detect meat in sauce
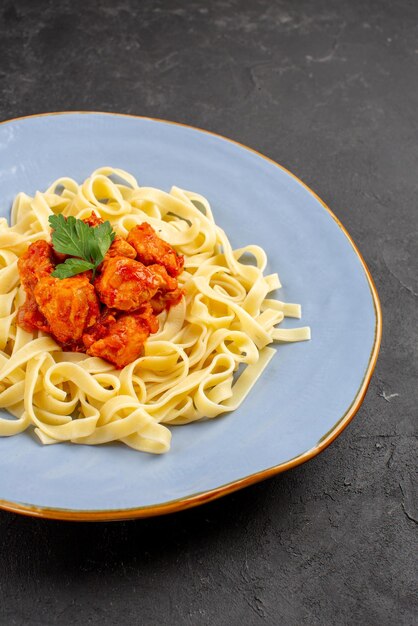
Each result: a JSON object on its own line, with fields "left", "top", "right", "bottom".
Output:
{"left": 94, "top": 256, "right": 160, "bottom": 311}
{"left": 17, "top": 214, "right": 184, "bottom": 367}
{"left": 127, "top": 223, "right": 184, "bottom": 277}
{"left": 34, "top": 275, "right": 100, "bottom": 345}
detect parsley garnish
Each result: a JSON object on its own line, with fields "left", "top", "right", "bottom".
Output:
{"left": 49, "top": 214, "right": 116, "bottom": 279}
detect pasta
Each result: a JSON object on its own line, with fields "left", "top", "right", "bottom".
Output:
{"left": 0, "top": 168, "right": 310, "bottom": 454}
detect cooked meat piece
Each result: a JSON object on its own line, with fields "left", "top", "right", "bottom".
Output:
{"left": 17, "top": 241, "right": 55, "bottom": 333}
{"left": 147, "top": 264, "right": 184, "bottom": 314}
{"left": 150, "top": 288, "right": 184, "bottom": 315}
{"left": 84, "top": 309, "right": 159, "bottom": 369}
{"left": 82, "top": 212, "right": 103, "bottom": 228}
{"left": 106, "top": 236, "right": 136, "bottom": 260}
{"left": 83, "top": 303, "right": 158, "bottom": 347}
{"left": 81, "top": 309, "right": 117, "bottom": 350}
{"left": 148, "top": 263, "right": 178, "bottom": 292}
{"left": 94, "top": 256, "right": 159, "bottom": 311}
{"left": 126, "top": 223, "right": 184, "bottom": 277}
{"left": 18, "top": 240, "right": 54, "bottom": 293}
{"left": 34, "top": 274, "right": 100, "bottom": 345}
{"left": 17, "top": 293, "right": 50, "bottom": 334}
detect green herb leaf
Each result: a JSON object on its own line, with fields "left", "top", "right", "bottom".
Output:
{"left": 52, "top": 258, "right": 95, "bottom": 279}
{"left": 48, "top": 214, "right": 116, "bottom": 279}
{"left": 91, "top": 221, "right": 116, "bottom": 265}
{"left": 50, "top": 215, "right": 89, "bottom": 259}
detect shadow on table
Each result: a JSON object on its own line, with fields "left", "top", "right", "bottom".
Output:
{"left": 0, "top": 462, "right": 314, "bottom": 579}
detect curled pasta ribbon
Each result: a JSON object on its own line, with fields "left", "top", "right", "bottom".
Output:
{"left": 0, "top": 168, "right": 310, "bottom": 454}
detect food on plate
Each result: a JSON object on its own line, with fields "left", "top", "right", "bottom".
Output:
{"left": 17, "top": 215, "right": 182, "bottom": 365}
{"left": 0, "top": 168, "right": 310, "bottom": 453}
{"left": 33, "top": 274, "right": 100, "bottom": 345}
{"left": 127, "top": 222, "right": 184, "bottom": 277}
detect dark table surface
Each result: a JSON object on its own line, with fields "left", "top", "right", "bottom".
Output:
{"left": 0, "top": 1, "right": 417, "bottom": 624}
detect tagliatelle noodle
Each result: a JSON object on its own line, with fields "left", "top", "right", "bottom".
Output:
{"left": 0, "top": 168, "right": 310, "bottom": 454}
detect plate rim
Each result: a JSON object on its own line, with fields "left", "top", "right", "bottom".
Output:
{"left": 0, "top": 111, "right": 382, "bottom": 521}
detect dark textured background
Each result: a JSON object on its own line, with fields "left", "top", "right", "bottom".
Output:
{"left": 0, "top": 1, "right": 417, "bottom": 624}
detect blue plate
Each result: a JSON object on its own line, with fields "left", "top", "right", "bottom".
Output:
{"left": 0, "top": 113, "right": 381, "bottom": 520}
